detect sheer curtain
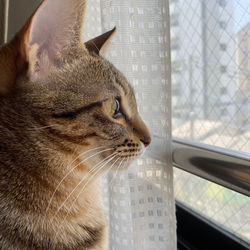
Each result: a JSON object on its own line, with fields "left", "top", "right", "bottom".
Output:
{"left": 84, "top": 1, "right": 176, "bottom": 249}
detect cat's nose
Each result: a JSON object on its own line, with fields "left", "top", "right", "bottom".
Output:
{"left": 140, "top": 135, "right": 151, "bottom": 147}
{"left": 132, "top": 115, "right": 151, "bottom": 148}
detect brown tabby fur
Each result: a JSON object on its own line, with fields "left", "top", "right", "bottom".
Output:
{"left": 0, "top": 0, "right": 151, "bottom": 249}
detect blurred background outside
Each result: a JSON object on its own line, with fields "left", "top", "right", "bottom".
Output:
{"left": 170, "top": 0, "right": 250, "bottom": 244}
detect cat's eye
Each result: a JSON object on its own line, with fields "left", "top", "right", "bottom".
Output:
{"left": 104, "top": 97, "right": 121, "bottom": 118}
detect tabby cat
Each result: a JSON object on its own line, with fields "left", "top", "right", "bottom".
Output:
{"left": 0, "top": 0, "right": 151, "bottom": 249}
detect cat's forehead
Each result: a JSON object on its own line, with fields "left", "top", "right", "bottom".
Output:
{"left": 59, "top": 55, "right": 133, "bottom": 100}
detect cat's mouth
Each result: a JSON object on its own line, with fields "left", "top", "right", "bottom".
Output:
{"left": 99, "top": 139, "right": 144, "bottom": 171}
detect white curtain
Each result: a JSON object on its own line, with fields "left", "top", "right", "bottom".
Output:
{"left": 84, "top": 1, "right": 176, "bottom": 249}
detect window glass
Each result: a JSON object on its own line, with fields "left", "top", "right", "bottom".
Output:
{"left": 219, "top": 21, "right": 227, "bottom": 29}
{"left": 220, "top": 43, "right": 227, "bottom": 51}
{"left": 174, "top": 169, "right": 250, "bottom": 244}
{"left": 219, "top": 0, "right": 227, "bottom": 7}
{"left": 171, "top": 0, "right": 250, "bottom": 154}
{"left": 171, "top": 37, "right": 180, "bottom": 50}
{"left": 171, "top": 13, "right": 179, "bottom": 26}
{"left": 171, "top": 0, "right": 250, "bottom": 244}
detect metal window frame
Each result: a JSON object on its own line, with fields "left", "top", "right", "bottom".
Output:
{"left": 172, "top": 138, "right": 250, "bottom": 197}
{"left": 173, "top": 138, "right": 250, "bottom": 247}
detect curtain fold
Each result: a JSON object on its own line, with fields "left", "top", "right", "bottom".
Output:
{"left": 85, "top": 0, "right": 176, "bottom": 249}
{"left": 0, "top": 0, "right": 9, "bottom": 45}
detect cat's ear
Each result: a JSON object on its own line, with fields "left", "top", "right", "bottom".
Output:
{"left": 25, "top": 0, "right": 86, "bottom": 82}
{"left": 85, "top": 27, "right": 116, "bottom": 55}
{"left": 0, "top": 0, "right": 87, "bottom": 93}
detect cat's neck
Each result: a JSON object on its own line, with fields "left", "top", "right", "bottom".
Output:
{"left": 42, "top": 176, "right": 107, "bottom": 247}
{"left": 1, "top": 155, "right": 107, "bottom": 248}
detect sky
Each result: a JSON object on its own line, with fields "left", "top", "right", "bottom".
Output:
{"left": 233, "top": 0, "right": 250, "bottom": 32}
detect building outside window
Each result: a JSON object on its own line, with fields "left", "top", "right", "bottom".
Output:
{"left": 171, "top": 0, "right": 250, "bottom": 245}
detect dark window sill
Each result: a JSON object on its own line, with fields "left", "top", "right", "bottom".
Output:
{"left": 176, "top": 201, "right": 249, "bottom": 250}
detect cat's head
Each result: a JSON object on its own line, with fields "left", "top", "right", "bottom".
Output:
{"left": 0, "top": 0, "right": 151, "bottom": 171}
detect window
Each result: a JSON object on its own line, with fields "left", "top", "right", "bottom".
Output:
{"left": 220, "top": 107, "right": 228, "bottom": 116}
{"left": 173, "top": 85, "right": 181, "bottom": 96}
{"left": 219, "top": 0, "right": 227, "bottom": 7}
{"left": 171, "top": 0, "right": 250, "bottom": 246}
{"left": 171, "top": 37, "right": 180, "bottom": 50}
{"left": 220, "top": 65, "right": 227, "bottom": 73}
{"left": 220, "top": 43, "right": 227, "bottom": 51}
{"left": 172, "top": 60, "right": 182, "bottom": 73}
{"left": 170, "top": 0, "right": 179, "bottom": 4}
{"left": 219, "top": 21, "right": 227, "bottom": 29}
{"left": 220, "top": 86, "right": 227, "bottom": 95}
{"left": 242, "top": 97, "right": 248, "bottom": 105}
{"left": 170, "top": 13, "right": 179, "bottom": 27}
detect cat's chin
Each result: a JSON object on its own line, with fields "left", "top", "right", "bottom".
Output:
{"left": 112, "top": 151, "right": 144, "bottom": 171}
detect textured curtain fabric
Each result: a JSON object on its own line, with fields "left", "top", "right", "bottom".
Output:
{"left": 84, "top": 1, "right": 176, "bottom": 249}
{"left": 0, "top": 0, "right": 9, "bottom": 45}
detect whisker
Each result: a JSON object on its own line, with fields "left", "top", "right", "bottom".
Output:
{"left": 27, "top": 125, "right": 55, "bottom": 131}
{"left": 64, "top": 146, "right": 107, "bottom": 172}
{"left": 108, "top": 158, "right": 124, "bottom": 187}
{"left": 42, "top": 146, "right": 112, "bottom": 229}
{"left": 54, "top": 153, "right": 121, "bottom": 237}
{"left": 8, "top": 110, "right": 53, "bottom": 130}
{"left": 51, "top": 152, "right": 119, "bottom": 223}
{"left": 140, "top": 147, "right": 147, "bottom": 158}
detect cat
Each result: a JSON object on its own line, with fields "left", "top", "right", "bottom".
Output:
{"left": 0, "top": 0, "right": 151, "bottom": 249}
